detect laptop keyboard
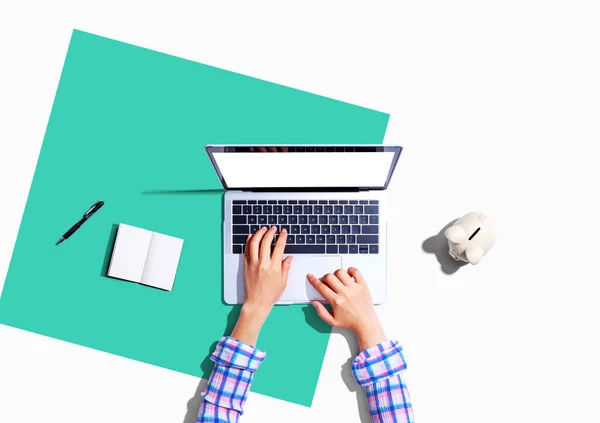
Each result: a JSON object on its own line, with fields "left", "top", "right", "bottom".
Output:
{"left": 230, "top": 200, "right": 379, "bottom": 255}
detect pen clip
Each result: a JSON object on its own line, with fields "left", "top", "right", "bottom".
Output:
{"left": 84, "top": 201, "right": 104, "bottom": 218}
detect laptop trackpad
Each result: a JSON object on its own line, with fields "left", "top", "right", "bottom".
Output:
{"left": 279, "top": 255, "right": 342, "bottom": 303}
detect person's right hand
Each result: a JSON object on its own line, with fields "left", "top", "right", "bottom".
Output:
{"left": 307, "top": 268, "right": 387, "bottom": 351}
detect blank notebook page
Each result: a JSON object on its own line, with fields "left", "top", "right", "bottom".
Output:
{"left": 142, "top": 233, "right": 184, "bottom": 291}
{"left": 108, "top": 224, "right": 152, "bottom": 282}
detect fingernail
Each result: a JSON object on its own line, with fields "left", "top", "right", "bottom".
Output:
{"left": 282, "top": 228, "right": 287, "bottom": 234}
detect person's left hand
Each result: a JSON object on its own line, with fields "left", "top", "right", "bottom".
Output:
{"left": 243, "top": 226, "right": 293, "bottom": 316}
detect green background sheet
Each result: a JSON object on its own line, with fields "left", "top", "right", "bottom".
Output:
{"left": 0, "top": 30, "right": 389, "bottom": 406}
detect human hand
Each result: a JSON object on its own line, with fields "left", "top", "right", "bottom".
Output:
{"left": 307, "top": 268, "right": 386, "bottom": 351}
{"left": 231, "top": 226, "right": 292, "bottom": 346}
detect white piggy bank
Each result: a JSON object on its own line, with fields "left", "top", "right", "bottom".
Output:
{"left": 444, "top": 212, "right": 496, "bottom": 265}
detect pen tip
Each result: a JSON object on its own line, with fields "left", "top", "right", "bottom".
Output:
{"left": 56, "top": 238, "right": 64, "bottom": 246}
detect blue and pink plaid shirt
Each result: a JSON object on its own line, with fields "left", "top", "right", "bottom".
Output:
{"left": 197, "top": 336, "right": 414, "bottom": 422}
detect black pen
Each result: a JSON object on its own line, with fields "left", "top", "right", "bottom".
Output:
{"left": 56, "top": 201, "right": 105, "bottom": 246}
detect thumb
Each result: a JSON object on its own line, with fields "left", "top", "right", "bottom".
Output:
{"left": 312, "top": 301, "right": 337, "bottom": 327}
{"left": 281, "top": 256, "right": 293, "bottom": 284}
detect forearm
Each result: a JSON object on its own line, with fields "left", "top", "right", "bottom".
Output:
{"left": 353, "top": 340, "right": 414, "bottom": 423}
{"left": 230, "top": 304, "right": 269, "bottom": 346}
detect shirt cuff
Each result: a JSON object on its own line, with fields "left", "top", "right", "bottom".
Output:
{"left": 352, "top": 340, "right": 407, "bottom": 387}
{"left": 210, "top": 336, "right": 267, "bottom": 372}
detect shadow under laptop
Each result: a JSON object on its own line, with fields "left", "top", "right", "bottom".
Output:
{"left": 141, "top": 189, "right": 226, "bottom": 195}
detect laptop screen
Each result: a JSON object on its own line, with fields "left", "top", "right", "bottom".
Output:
{"left": 206, "top": 145, "right": 402, "bottom": 190}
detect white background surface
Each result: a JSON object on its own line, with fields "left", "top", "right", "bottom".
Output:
{"left": 1, "top": 1, "right": 600, "bottom": 422}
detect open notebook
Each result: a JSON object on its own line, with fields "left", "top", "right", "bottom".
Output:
{"left": 107, "top": 224, "right": 184, "bottom": 291}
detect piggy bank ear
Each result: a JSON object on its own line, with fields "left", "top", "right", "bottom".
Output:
{"left": 445, "top": 225, "right": 466, "bottom": 243}
{"left": 466, "top": 245, "right": 484, "bottom": 265}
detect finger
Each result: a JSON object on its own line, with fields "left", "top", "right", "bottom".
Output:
{"left": 244, "top": 234, "right": 252, "bottom": 261}
{"left": 322, "top": 272, "right": 345, "bottom": 293}
{"left": 272, "top": 228, "right": 288, "bottom": 261}
{"left": 334, "top": 268, "right": 353, "bottom": 287}
{"left": 260, "top": 226, "right": 277, "bottom": 259}
{"left": 268, "top": 147, "right": 277, "bottom": 152}
{"left": 312, "top": 301, "right": 338, "bottom": 327}
{"left": 347, "top": 267, "right": 365, "bottom": 284}
{"left": 281, "top": 255, "right": 293, "bottom": 285}
{"left": 280, "top": 147, "right": 289, "bottom": 152}
{"left": 307, "top": 273, "right": 336, "bottom": 302}
{"left": 258, "top": 147, "right": 268, "bottom": 152}
{"left": 249, "top": 147, "right": 254, "bottom": 152}
{"left": 248, "top": 227, "right": 267, "bottom": 261}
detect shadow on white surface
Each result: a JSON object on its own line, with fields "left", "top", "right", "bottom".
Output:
{"left": 183, "top": 378, "right": 209, "bottom": 423}
{"left": 422, "top": 219, "right": 468, "bottom": 275}
{"left": 335, "top": 328, "right": 371, "bottom": 423}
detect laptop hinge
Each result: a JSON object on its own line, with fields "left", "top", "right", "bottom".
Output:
{"left": 243, "top": 187, "right": 364, "bottom": 193}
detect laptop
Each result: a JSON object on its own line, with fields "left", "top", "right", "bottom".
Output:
{"left": 206, "top": 145, "right": 402, "bottom": 305}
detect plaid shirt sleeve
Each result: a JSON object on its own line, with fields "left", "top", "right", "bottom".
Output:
{"left": 352, "top": 340, "right": 414, "bottom": 423}
{"left": 197, "top": 336, "right": 266, "bottom": 423}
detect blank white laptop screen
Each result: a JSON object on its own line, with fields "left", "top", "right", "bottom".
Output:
{"left": 211, "top": 147, "right": 397, "bottom": 189}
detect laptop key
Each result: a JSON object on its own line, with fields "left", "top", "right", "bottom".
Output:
{"left": 362, "top": 225, "right": 379, "bottom": 234}
{"left": 309, "top": 200, "right": 317, "bottom": 204}
{"left": 350, "top": 200, "right": 358, "bottom": 204}
{"left": 359, "top": 245, "right": 369, "bottom": 254}
{"left": 233, "top": 235, "right": 247, "bottom": 244}
{"left": 233, "top": 216, "right": 246, "bottom": 224}
{"left": 370, "top": 245, "right": 379, "bottom": 254}
{"left": 349, "top": 245, "right": 358, "bottom": 254}
{"left": 329, "top": 200, "right": 338, "bottom": 204}
{"left": 294, "top": 205, "right": 303, "bottom": 214}
{"left": 357, "top": 235, "right": 379, "bottom": 244}
{"left": 287, "top": 235, "right": 295, "bottom": 244}
{"left": 342, "top": 225, "right": 350, "bottom": 234}
{"left": 319, "top": 215, "right": 328, "bottom": 224}
{"left": 301, "top": 225, "right": 310, "bottom": 234}
{"left": 304, "top": 206, "right": 313, "bottom": 214}
{"left": 233, "top": 245, "right": 242, "bottom": 254}
{"left": 311, "top": 225, "right": 320, "bottom": 234}
{"left": 319, "top": 200, "right": 328, "bottom": 204}
{"left": 354, "top": 206, "right": 364, "bottom": 214}
{"left": 289, "top": 200, "right": 297, "bottom": 204}
{"left": 334, "top": 206, "right": 343, "bottom": 214}
{"left": 258, "top": 215, "right": 267, "bottom": 224}
{"left": 299, "top": 200, "right": 308, "bottom": 204}
{"left": 307, "top": 235, "right": 316, "bottom": 244}
{"left": 281, "top": 225, "right": 290, "bottom": 233}
{"left": 283, "top": 205, "right": 293, "bottom": 214}
{"left": 314, "top": 205, "right": 323, "bottom": 214}
{"left": 299, "top": 215, "right": 308, "bottom": 224}
{"left": 264, "top": 205, "right": 272, "bottom": 214}
{"left": 339, "top": 245, "right": 348, "bottom": 254}
{"left": 250, "top": 225, "right": 260, "bottom": 234}
{"left": 309, "top": 215, "right": 318, "bottom": 224}
{"left": 369, "top": 200, "right": 379, "bottom": 204}
{"left": 278, "top": 215, "right": 288, "bottom": 224}
{"left": 268, "top": 200, "right": 277, "bottom": 204}
{"left": 248, "top": 215, "right": 257, "bottom": 224}
{"left": 340, "top": 215, "right": 348, "bottom": 224}
{"left": 352, "top": 225, "right": 361, "bottom": 234}
{"left": 278, "top": 200, "right": 288, "bottom": 204}
{"left": 233, "top": 206, "right": 242, "bottom": 214}
{"left": 233, "top": 200, "right": 246, "bottom": 204}
{"left": 359, "top": 215, "right": 369, "bottom": 224}
{"left": 344, "top": 206, "right": 353, "bottom": 214}
{"left": 243, "top": 205, "right": 252, "bottom": 214}
{"left": 284, "top": 245, "right": 325, "bottom": 254}
{"left": 317, "top": 235, "right": 325, "bottom": 244}
{"left": 253, "top": 205, "right": 262, "bottom": 214}
{"left": 248, "top": 200, "right": 257, "bottom": 204}
{"left": 291, "top": 225, "right": 300, "bottom": 234}
{"left": 365, "top": 206, "right": 379, "bottom": 214}
{"left": 297, "top": 235, "right": 306, "bottom": 244}
{"left": 327, "top": 245, "right": 338, "bottom": 254}
{"left": 274, "top": 205, "right": 282, "bottom": 214}
{"left": 268, "top": 215, "right": 277, "bottom": 225}
{"left": 369, "top": 215, "right": 379, "bottom": 224}
{"left": 289, "top": 215, "right": 298, "bottom": 224}
{"left": 329, "top": 215, "right": 338, "bottom": 224}
{"left": 233, "top": 225, "right": 249, "bottom": 234}
{"left": 321, "top": 225, "right": 331, "bottom": 234}
{"left": 347, "top": 235, "right": 356, "bottom": 243}
{"left": 324, "top": 205, "right": 333, "bottom": 214}
{"left": 326, "top": 235, "right": 335, "bottom": 244}
{"left": 332, "top": 225, "right": 341, "bottom": 234}
{"left": 258, "top": 200, "right": 267, "bottom": 204}
{"left": 337, "top": 235, "right": 345, "bottom": 244}
{"left": 349, "top": 215, "right": 359, "bottom": 224}
{"left": 359, "top": 200, "right": 368, "bottom": 204}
